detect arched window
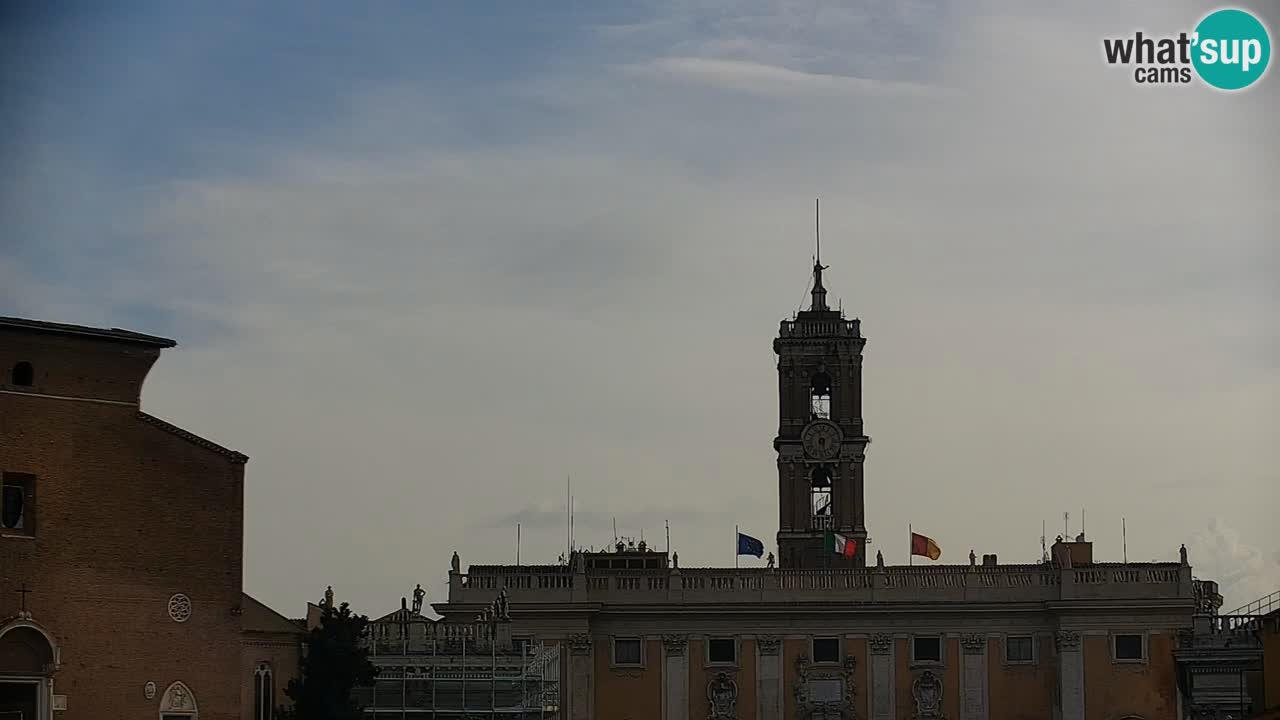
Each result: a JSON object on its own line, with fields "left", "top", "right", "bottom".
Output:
{"left": 810, "top": 368, "right": 832, "bottom": 420}
{"left": 254, "top": 664, "right": 274, "bottom": 720}
{"left": 11, "top": 361, "right": 33, "bottom": 387}
{"left": 810, "top": 466, "right": 832, "bottom": 529}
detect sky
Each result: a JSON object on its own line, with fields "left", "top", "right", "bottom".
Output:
{"left": 2, "top": 0, "right": 1277, "bottom": 616}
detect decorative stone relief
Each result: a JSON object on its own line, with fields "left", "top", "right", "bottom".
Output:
{"left": 959, "top": 633, "right": 986, "bottom": 655}
{"left": 568, "top": 633, "right": 592, "bottom": 655}
{"left": 167, "top": 594, "right": 192, "bottom": 623}
{"left": 159, "top": 681, "right": 198, "bottom": 713}
{"left": 869, "top": 633, "right": 893, "bottom": 655}
{"left": 663, "top": 634, "right": 687, "bottom": 656}
{"left": 756, "top": 635, "right": 780, "bottom": 656}
{"left": 708, "top": 671, "right": 738, "bottom": 719}
{"left": 144, "top": 681, "right": 156, "bottom": 700}
{"left": 911, "top": 670, "right": 944, "bottom": 719}
{"left": 794, "top": 654, "right": 858, "bottom": 719}
{"left": 1054, "top": 631, "right": 1080, "bottom": 652}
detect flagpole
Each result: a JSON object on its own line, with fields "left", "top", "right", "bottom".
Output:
{"left": 735, "top": 525, "right": 739, "bottom": 569}
{"left": 909, "top": 523, "right": 913, "bottom": 567}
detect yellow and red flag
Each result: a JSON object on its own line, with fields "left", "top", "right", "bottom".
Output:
{"left": 910, "top": 532, "right": 942, "bottom": 561}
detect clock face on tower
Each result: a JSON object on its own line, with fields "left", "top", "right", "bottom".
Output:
{"left": 801, "top": 420, "right": 843, "bottom": 460}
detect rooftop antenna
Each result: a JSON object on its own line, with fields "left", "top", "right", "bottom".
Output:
{"left": 1064, "top": 511, "right": 1070, "bottom": 539}
{"left": 815, "top": 197, "right": 821, "bottom": 267}
{"left": 1080, "top": 507, "right": 1085, "bottom": 541}
{"left": 809, "top": 199, "right": 830, "bottom": 311}
{"left": 613, "top": 517, "right": 618, "bottom": 545}
{"left": 1122, "top": 517, "right": 1128, "bottom": 564}
{"left": 566, "top": 475, "right": 571, "bottom": 562}
{"left": 1040, "top": 520, "right": 1047, "bottom": 562}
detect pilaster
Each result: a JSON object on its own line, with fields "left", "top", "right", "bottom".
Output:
{"left": 568, "top": 633, "right": 593, "bottom": 720}
{"left": 869, "top": 632, "right": 894, "bottom": 720}
{"left": 960, "top": 633, "right": 988, "bottom": 720}
{"left": 663, "top": 634, "right": 689, "bottom": 720}
{"left": 756, "top": 635, "right": 782, "bottom": 720}
{"left": 1055, "top": 631, "right": 1084, "bottom": 720}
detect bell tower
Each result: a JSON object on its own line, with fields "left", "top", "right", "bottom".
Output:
{"left": 773, "top": 202, "right": 869, "bottom": 569}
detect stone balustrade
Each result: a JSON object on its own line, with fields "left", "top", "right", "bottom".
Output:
{"left": 446, "top": 562, "right": 1191, "bottom": 607}
{"left": 778, "top": 318, "right": 861, "bottom": 339}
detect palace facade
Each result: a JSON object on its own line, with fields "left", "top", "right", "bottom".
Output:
{"left": 432, "top": 262, "right": 1252, "bottom": 719}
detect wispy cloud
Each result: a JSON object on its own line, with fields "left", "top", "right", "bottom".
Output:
{"left": 626, "top": 57, "right": 943, "bottom": 97}
{"left": 3, "top": 0, "right": 1276, "bottom": 614}
{"left": 1190, "top": 519, "right": 1280, "bottom": 611}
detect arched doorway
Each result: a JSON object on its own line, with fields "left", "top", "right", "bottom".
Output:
{"left": 0, "top": 619, "right": 59, "bottom": 720}
{"left": 158, "top": 681, "right": 198, "bottom": 719}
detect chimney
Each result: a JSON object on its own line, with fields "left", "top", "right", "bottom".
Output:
{"left": 1052, "top": 537, "right": 1093, "bottom": 567}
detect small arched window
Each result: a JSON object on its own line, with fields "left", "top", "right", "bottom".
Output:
{"left": 11, "top": 362, "right": 33, "bottom": 387}
{"left": 254, "top": 664, "right": 274, "bottom": 720}
{"left": 810, "top": 466, "right": 832, "bottom": 528}
{"left": 810, "top": 368, "right": 832, "bottom": 420}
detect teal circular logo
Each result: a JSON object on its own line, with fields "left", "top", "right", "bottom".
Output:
{"left": 1192, "top": 9, "right": 1271, "bottom": 90}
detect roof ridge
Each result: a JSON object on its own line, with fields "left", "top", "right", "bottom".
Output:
{"left": 0, "top": 316, "right": 177, "bottom": 348}
{"left": 137, "top": 412, "right": 248, "bottom": 464}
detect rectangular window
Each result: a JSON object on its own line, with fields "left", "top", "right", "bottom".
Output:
{"left": 1006, "top": 635, "right": 1035, "bottom": 664}
{"left": 1113, "top": 634, "right": 1145, "bottom": 661}
{"left": 708, "top": 638, "right": 737, "bottom": 665}
{"left": 512, "top": 637, "right": 532, "bottom": 656}
{"left": 912, "top": 635, "right": 942, "bottom": 663}
{"left": 613, "top": 637, "right": 642, "bottom": 666}
{"left": 812, "top": 637, "right": 841, "bottom": 664}
{"left": 1, "top": 473, "right": 35, "bottom": 535}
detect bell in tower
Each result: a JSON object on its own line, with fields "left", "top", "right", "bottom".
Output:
{"left": 773, "top": 203, "right": 870, "bottom": 569}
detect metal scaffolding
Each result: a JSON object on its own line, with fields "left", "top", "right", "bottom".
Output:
{"left": 357, "top": 605, "right": 560, "bottom": 719}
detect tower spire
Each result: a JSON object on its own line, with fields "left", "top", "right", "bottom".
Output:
{"left": 810, "top": 198, "right": 829, "bottom": 311}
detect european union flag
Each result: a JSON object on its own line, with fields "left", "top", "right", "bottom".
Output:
{"left": 736, "top": 532, "right": 765, "bottom": 558}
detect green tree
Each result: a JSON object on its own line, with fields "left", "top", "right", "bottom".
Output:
{"left": 279, "top": 602, "right": 379, "bottom": 720}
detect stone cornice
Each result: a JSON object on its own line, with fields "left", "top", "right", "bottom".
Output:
{"left": 138, "top": 412, "right": 249, "bottom": 464}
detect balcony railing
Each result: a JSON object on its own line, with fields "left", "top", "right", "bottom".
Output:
{"left": 446, "top": 562, "right": 1191, "bottom": 608}
{"left": 1226, "top": 589, "right": 1280, "bottom": 617}
{"left": 810, "top": 515, "right": 834, "bottom": 530}
{"left": 778, "top": 318, "right": 861, "bottom": 339}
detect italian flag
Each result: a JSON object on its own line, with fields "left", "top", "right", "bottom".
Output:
{"left": 824, "top": 529, "right": 858, "bottom": 559}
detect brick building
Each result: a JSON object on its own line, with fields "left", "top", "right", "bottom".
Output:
{"left": 434, "top": 260, "right": 1234, "bottom": 719}
{"left": 241, "top": 594, "right": 305, "bottom": 720}
{"left": 0, "top": 316, "right": 253, "bottom": 719}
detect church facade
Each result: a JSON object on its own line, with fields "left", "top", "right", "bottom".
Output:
{"left": 434, "top": 262, "right": 1215, "bottom": 719}
{"left": 0, "top": 317, "right": 250, "bottom": 720}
